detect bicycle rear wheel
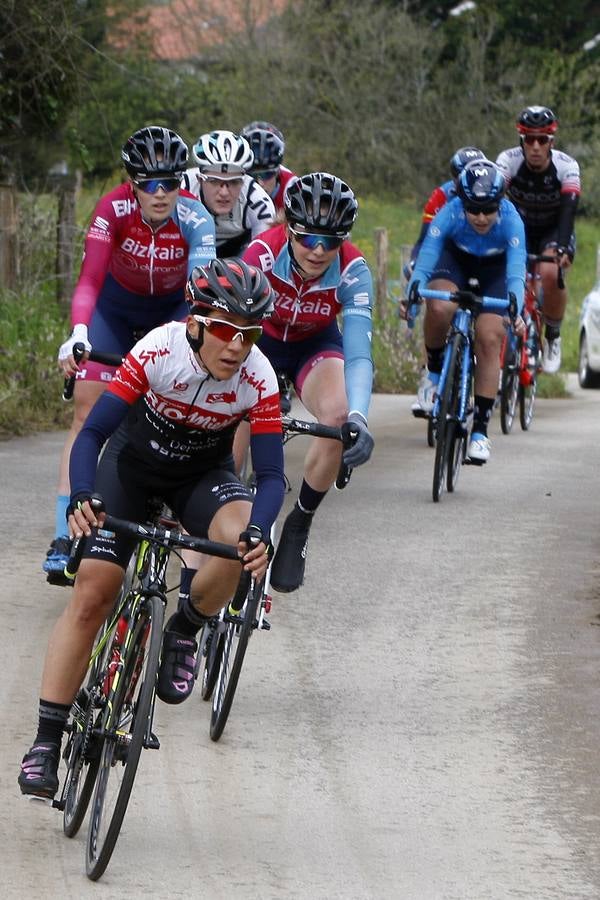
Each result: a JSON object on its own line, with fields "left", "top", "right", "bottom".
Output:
{"left": 85, "top": 593, "right": 164, "bottom": 881}
{"left": 433, "top": 335, "right": 462, "bottom": 502}
{"left": 209, "top": 586, "right": 260, "bottom": 742}
{"left": 500, "top": 337, "right": 520, "bottom": 435}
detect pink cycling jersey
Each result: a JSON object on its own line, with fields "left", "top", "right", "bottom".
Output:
{"left": 71, "top": 182, "right": 215, "bottom": 327}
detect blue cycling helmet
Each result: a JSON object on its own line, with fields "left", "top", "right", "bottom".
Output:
{"left": 449, "top": 146, "right": 486, "bottom": 179}
{"left": 240, "top": 121, "right": 285, "bottom": 172}
{"left": 457, "top": 159, "right": 505, "bottom": 210}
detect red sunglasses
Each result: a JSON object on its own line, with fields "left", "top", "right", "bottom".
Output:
{"left": 195, "top": 316, "right": 263, "bottom": 345}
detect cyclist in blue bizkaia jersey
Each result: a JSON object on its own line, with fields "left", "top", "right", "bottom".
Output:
{"left": 407, "top": 159, "right": 526, "bottom": 463}
{"left": 243, "top": 172, "right": 374, "bottom": 593}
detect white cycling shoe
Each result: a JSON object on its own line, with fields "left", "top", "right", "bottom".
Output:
{"left": 412, "top": 368, "right": 439, "bottom": 414}
{"left": 542, "top": 336, "right": 561, "bottom": 374}
{"left": 467, "top": 432, "right": 491, "bottom": 463}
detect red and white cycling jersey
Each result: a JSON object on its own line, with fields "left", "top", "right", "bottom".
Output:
{"left": 71, "top": 182, "right": 216, "bottom": 326}
{"left": 107, "top": 321, "right": 281, "bottom": 467}
{"left": 271, "top": 166, "right": 296, "bottom": 211}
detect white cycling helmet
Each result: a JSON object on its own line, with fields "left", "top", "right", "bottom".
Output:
{"left": 192, "top": 130, "right": 254, "bottom": 175}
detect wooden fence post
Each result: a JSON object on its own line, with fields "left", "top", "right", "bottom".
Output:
{"left": 374, "top": 227, "right": 388, "bottom": 319}
{"left": 0, "top": 182, "right": 19, "bottom": 290}
{"left": 55, "top": 170, "right": 81, "bottom": 306}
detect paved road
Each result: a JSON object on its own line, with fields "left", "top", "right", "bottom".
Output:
{"left": 2, "top": 382, "right": 600, "bottom": 898}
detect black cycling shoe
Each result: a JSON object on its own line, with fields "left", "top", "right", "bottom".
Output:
{"left": 18, "top": 743, "right": 60, "bottom": 799}
{"left": 270, "top": 505, "right": 314, "bottom": 593}
{"left": 43, "top": 536, "right": 73, "bottom": 586}
{"left": 156, "top": 629, "right": 198, "bottom": 704}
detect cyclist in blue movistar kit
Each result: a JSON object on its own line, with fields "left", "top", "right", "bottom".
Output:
{"left": 407, "top": 159, "right": 526, "bottom": 463}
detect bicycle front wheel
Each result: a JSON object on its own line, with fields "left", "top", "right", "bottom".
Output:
{"left": 433, "top": 335, "right": 463, "bottom": 502}
{"left": 209, "top": 586, "right": 260, "bottom": 742}
{"left": 199, "top": 618, "right": 225, "bottom": 701}
{"left": 500, "top": 337, "right": 521, "bottom": 435}
{"left": 85, "top": 593, "right": 164, "bottom": 881}
{"left": 520, "top": 322, "right": 539, "bottom": 430}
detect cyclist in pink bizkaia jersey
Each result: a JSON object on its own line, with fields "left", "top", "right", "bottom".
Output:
{"left": 43, "top": 126, "right": 216, "bottom": 584}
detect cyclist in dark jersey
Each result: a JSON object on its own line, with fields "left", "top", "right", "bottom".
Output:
{"left": 243, "top": 172, "right": 374, "bottom": 593}
{"left": 19, "top": 259, "right": 285, "bottom": 800}
{"left": 240, "top": 121, "right": 297, "bottom": 212}
{"left": 496, "top": 106, "right": 581, "bottom": 374}
{"left": 43, "top": 126, "right": 216, "bottom": 584}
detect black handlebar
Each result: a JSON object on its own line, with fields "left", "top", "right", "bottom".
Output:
{"left": 62, "top": 343, "right": 124, "bottom": 401}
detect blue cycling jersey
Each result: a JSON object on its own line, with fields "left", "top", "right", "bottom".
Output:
{"left": 410, "top": 196, "right": 527, "bottom": 312}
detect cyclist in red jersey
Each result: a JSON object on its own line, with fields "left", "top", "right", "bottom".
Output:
{"left": 42, "top": 127, "right": 216, "bottom": 584}
{"left": 240, "top": 121, "right": 296, "bottom": 212}
{"left": 242, "top": 172, "right": 374, "bottom": 593}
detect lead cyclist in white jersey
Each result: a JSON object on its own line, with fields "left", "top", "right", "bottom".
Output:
{"left": 182, "top": 130, "right": 276, "bottom": 257}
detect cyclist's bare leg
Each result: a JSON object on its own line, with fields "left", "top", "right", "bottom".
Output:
{"left": 473, "top": 313, "right": 506, "bottom": 397}
{"left": 539, "top": 249, "right": 569, "bottom": 325}
{"left": 423, "top": 278, "right": 458, "bottom": 350}
{"left": 190, "top": 499, "right": 256, "bottom": 616}
{"left": 40, "top": 559, "right": 124, "bottom": 704}
{"left": 296, "top": 357, "right": 346, "bottom": 492}
{"left": 57, "top": 380, "right": 106, "bottom": 494}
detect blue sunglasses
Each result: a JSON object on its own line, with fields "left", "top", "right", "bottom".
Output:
{"left": 134, "top": 177, "right": 181, "bottom": 194}
{"left": 289, "top": 227, "right": 345, "bottom": 251}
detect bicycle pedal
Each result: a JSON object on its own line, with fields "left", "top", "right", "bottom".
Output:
{"left": 465, "top": 457, "right": 486, "bottom": 467}
{"left": 412, "top": 407, "right": 428, "bottom": 419}
{"left": 23, "top": 794, "right": 54, "bottom": 806}
{"left": 145, "top": 732, "right": 160, "bottom": 750}
{"left": 261, "top": 617, "right": 271, "bottom": 631}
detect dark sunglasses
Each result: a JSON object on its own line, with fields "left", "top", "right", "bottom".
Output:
{"left": 134, "top": 177, "right": 181, "bottom": 194}
{"left": 195, "top": 316, "right": 263, "bottom": 345}
{"left": 464, "top": 203, "right": 499, "bottom": 216}
{"left": 522, "top": 134, "right": 552, "bottom": 146}
{"left": 289, "top": 227, "right": 345, "bottom": 251}
{"left": 254, "top": 169, "right": 278, "bottom": 180}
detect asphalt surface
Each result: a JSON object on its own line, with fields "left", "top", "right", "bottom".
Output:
{"left": 2, "top": 380, "right": 600, "bottom": 898}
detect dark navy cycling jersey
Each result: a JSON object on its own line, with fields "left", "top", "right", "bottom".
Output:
{"left": 70, "top": 322, "right": 285, "bottom": 536}
{"left": 495, "top": 146, "right": 580, "bottom": 247}
{"left": 409, "top": 196, "right": 527, "bottom": 312}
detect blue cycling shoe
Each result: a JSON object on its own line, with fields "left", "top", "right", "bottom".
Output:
{"left": 42, "top": 536, "right": 73, "bottom": 586}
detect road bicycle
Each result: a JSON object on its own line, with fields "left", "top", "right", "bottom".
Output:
{"left": 413, "top": 287, "right": 514, "bottom": 503}
{"left": 53, "top": 503, "right": 243, "bottom": 881}
{"left": 498, "top": 254, "right": 564, "bottom": 434}
{"left": 199, "top": 413, "right": 351, "bottom": 742}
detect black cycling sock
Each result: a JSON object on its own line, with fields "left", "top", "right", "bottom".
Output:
{"left": 35, "top": 699, "right": 70, "bottom": 748}
{"left": 472, "top": 395, "right": 494, "bottom": 436}
{"left": 298, "top": 481, "right": 325, "bottom": 514}
{"left": 177, "top": 566, "right": 197, "bottom": 612}
{"left": 167, "top": 596, "right": 208, "bottom": 637}
{"left": 545, "top": 323, "right": 561, "bottom": 342}
{"left": 425, "top": 345, "right": 444, "bottom": 375}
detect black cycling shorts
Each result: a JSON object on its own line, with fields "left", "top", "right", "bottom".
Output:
{"left": 81, "top": 433, "right": 252, "bottom": 568}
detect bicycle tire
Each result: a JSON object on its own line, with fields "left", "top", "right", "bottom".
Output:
{"left": 433, "top": 335, "right": 462, "bottom": 502}
{"left": 520, "top": 322, "right": 539, "bottom": 430}
{"left": 209, "top": 585, "right": 260, "bottom": 742}
{"left": 446, "top": 361, "right": 468, "bottom": 493}
{"left": 500, "top": 337, "right": 520, "bottom": 435}
{"left": 85, "top": 592, "right": 164, "bottom": 881}
{"left": 199, "top": 619, "right": 225, "bottom": 701}
{"left": 427, "top": 416, "right": 436, "bottom": 448}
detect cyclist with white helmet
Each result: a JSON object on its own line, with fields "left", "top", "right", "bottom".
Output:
{"left": 240, "top": 121, "right": 296, "bottom": 212}
{"left": 495, "top": 106, "right": 581, "bottom": 374}
{"left": 42, "top": 126, "right": 216, "bottom": 584}
{"left": 407, "top": 160, "right": 527, "bottom": 464}
{"left": 19, "top": 258, "right": 285, "bottom": 799}
{"left": 242, "top": 172, "right": 374, "bottom": 594}
{"left": 182, "top": 129, "right": 276, "bottom": 256}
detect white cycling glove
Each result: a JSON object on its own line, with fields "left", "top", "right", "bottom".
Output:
{"left": 58, "top": 324, "right": 91, "bottom": 362}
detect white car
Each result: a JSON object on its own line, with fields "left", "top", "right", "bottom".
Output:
{"left": 578, "top": 278, "right": 600, "bottom": 388}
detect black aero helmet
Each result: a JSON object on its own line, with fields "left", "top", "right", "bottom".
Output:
{"left": 457, "top": 159, "right": 505, "bottom": 209}
{"left": 240, "top": 121, "right": 285, "bottom": 171}
{"left": 516, "top": 106, "right": 558, "bottom": 135}
{"left": 450, "top": 146, "right": 486, "bottom": 179}
{"left": 185, "top": 258, "right": 274, "bottom": 320}
{"left": 285, "top": 172, "right": 358, "bottom": 236}
{"left": 122, "top": 126, "right": 188, "bottom": 177}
